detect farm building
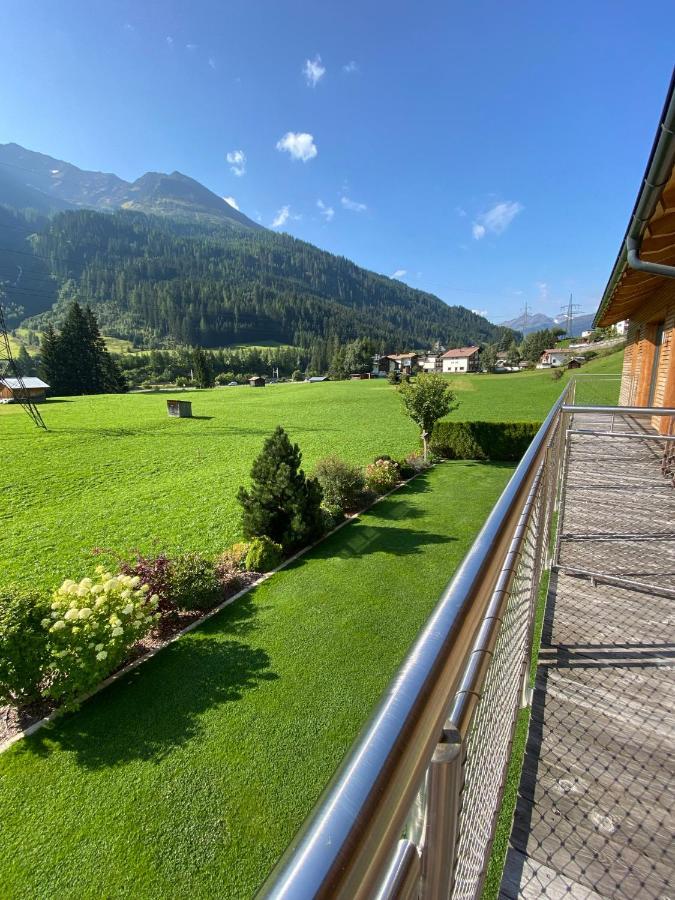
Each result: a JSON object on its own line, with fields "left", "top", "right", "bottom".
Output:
{"left": 441, "top": 346, "right": 480, "bottom": 373}
{"left": 249, "top": 376, "right": 266, "bottom": 387}
{"left": 0, "top": 377, "right": 49, "bottom": 402}
{"left": 376, "top": 353, "right": 419, "bottom": 375}
{"left": 594, "top": 73, "right": 675, "bottom": 431}
{"left": 538, "top": 349, "right": 569, "bottom": 368}
{"left": 166, "top": 399, "right": 192, "bottom": 418}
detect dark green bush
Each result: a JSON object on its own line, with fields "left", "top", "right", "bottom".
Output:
{"left": 0, "top": 588, "right": 51, "bottom": 705}
{"left": 238, "top": 426, "right": 324, "bottom": 551}
{"left": 314, "top": 455, "right": 367, "bottom": 513}
{"left": 170, "top": 553, "right": 223, "bottom": 611}
{"left": 245, "top": 537, "right": 283, "bottom": 572}
{"left": 430, "top": 421, "right": 540, "bottom": 461}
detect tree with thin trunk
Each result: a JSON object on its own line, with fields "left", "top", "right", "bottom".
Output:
{"left": 398, "top": 373, "right": 456, "bottom": 460}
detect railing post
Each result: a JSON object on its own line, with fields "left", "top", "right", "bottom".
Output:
{"left": 419, "top": 726, "right": 463, "bottom": 900}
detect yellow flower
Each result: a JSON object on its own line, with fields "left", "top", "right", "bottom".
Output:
{"left": 111, "top": 625, "right": 123, "bottom": 637}
{"left": 51, "top": 620, "right": 66, "bottom": 632}
{"left": 96, "top": 650, "right": 108, "bottom": 661}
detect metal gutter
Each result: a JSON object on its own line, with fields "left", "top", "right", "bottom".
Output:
{"left": 595, "top": 68, "right": 675, "bottom": 327}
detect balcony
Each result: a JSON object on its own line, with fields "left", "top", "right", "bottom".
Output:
{"left": 260, "top": 382, "right": 675, "bottom": 900}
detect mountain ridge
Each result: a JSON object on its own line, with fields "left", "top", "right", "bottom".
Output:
{"left": 0, "top": 142, "right": 261, "bottom": 229}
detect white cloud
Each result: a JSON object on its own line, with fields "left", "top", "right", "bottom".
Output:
{"left": 50, "top": 169, "right": 60, "bottom": 175}
{"left": 166, "top": 36, "right": 174, "bottom": 49}
{"left": 186, "top": 43, "right": 198, "bottom": 52}
{"left": 317, "top": 199, "right": 334, "bottom": 221}
{"left": 472, "top": 200, "right": 523, "bottom": 240}
{"left": 276, "top": 132, "right": 317, "bottom": 162}
{"left": 208, "top": 56, "right": 216, "bottom": 70}
{"left": 536, "top": 281, "right": 549, "bottom": 301}
{"left": 341, "top": 195, "right": 367, "bottom": 212}
{"left": 342, "top": 61, "right": 358, "bottom": 74}
{"left": 223, "top": 196, "right": 239, "bottom": 210}
{"left": 303, "top": 55, "right": 326, "bottom": 87}
{"left": 391, "top": 269, "right": 407, "bottom": 279}
{"left": 471, "top": 308, "right": 488, "bottom": 317}
{"left": 271, "top": 206, "right": 301, "bottom": 229}
{"left": 455, "top": 206, "right": 467, "bottom": 217}
{"left": 271, "top": 206, "right": 290, "bottom": 228}
{"left": 226, "top": 149, "right": 246, "bottom": 176}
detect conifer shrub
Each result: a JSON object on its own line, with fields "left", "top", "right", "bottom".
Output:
{"left": 364, "top": 459, "right": 400, "bottom": 494}
{"left": 313, "top": 455, "right": 367, "bottom": 514}
{"left": 244, "top": 537, "right": 283, "bottom": 573}
{"left": 237, "top": 426, "right": 324, "bottom": 551}
{"left": 44, "top": 569, "right": 159, "bottom": 706}
{"left": 0, "top": 588, "right": 51, "bottom": 705}
{"left": 169, "top": 553, "right": 223, "bottom": 611}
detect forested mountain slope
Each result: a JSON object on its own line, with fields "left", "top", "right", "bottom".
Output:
{"left": 8, "top": 207, "right": 514, "bottom": 349}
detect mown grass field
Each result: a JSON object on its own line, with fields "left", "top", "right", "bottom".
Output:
{"left": 0, "top": 461, "right": 514, "bottom": 899}
{"left": 0, "top": 351, "right": 622, "bottom": 593}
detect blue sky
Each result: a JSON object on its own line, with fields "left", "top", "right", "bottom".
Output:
{"left": 0, "top": 1, "right": 673, "bottom": 323}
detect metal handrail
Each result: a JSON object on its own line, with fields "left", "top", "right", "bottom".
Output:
{"left": 259, "top": 381, "right": 574, "bottom": 900}
{"left": 562, "top": 405, "right": 675, "bottom": 415}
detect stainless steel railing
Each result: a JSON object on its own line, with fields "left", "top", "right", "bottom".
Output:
{"left": 259, "top": 381, "right": 574, "bottom": 900}
{"left": 260, "top": 385, "right": 675, "bottom": 900}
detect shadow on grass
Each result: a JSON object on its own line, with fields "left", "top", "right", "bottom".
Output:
{"left": 26, "top": 596, "right": 277, "bottom": 768}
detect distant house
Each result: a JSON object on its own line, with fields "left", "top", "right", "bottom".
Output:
{"left": 538, "top": 349, "right": 569, "bottom": 368}
{"left": 418, "top": 353, "right": 443, "bottom": 373}
{"left": 385, "top": 353, "right": 419, "bottom": 375}
{"left": 614, "top": 319, "right": 629, "bottom": 336}
{"left": 567, "top": 358, "right": 583, "bottom": 370}
{"left": 441, "top": 347, "right": 480, "bottom": 373}
{"left": 0, "top": 377, "right": 49, "bottom": 402}
{"left": 307, "top": 375, "right": 329, "bottom": 383}
{"left": 249, "top": 376, "right": 266, "bottom": 387}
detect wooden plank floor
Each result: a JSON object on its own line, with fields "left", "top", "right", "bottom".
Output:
{"left": 501, "top": 421, "right": 675, "bottom": 899}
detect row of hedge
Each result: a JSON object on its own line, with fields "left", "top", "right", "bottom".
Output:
{"left": 430, "top": 421, "right": 541, "bottom": 461}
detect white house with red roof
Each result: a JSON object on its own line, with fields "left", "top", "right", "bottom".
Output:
{"left": 441, "top": 346, "right": 480, "bottom": 373}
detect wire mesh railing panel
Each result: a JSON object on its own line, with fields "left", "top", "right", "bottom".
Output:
{"left": 572, "top": 374, "right": 622, "bottom": 407}
{"left": 450, "top": 477, "right": 547, "bottom": 900}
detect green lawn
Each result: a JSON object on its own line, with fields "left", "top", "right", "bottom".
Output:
{"left": 0, "top": 350, "right": 623, "bottom": 593}
{"left": 0, "top": 461, "right": 514, "bottom": 899}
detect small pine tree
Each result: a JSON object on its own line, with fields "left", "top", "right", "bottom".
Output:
{"left": 237, "top": 426, "right": 324, "bottom": 551}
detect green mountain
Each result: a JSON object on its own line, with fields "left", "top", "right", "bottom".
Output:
{"left": 0, "top": 143, "right": 516, "bottom": 352}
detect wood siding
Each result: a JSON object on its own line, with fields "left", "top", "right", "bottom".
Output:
{"left": 619, "top": 279, "right": 675, "bottom": 433}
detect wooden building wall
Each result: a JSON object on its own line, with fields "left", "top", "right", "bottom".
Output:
{"left": 618, "top": 279, "right": 675, "bottom": 432}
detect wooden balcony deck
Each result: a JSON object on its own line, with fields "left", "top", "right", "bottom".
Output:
{"left": 501, "top": 419, "right": 675, "bottom": 899}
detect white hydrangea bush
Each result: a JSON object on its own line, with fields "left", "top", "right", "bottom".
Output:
{"left": 43, "top": 567, "right": 159, "bottom": 705}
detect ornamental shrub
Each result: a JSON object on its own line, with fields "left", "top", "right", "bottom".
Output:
{"left": 169, "top": 552, "right": 223, "bottom": 611}
{"left": 217, "top": 542, "right": 250, "bottom": 574}
{"left": 244, "top": 536, "right": 283, "bottom": 572}
{"left": 364, "top": 459, "right": 400, "bottom": 494}
{"left": 313, "top": 455, "right": 367, "bottom": 513}
{"left": 238, "top": 426, "right": 324, "bottom": 551}
{"left": 44, "top": 569, "right": 159, "bottom": 706}
{"left": 0, "top": 588, "right": 51, "bottom": 705}
{"left": 119, "top": 552, "right": 174, "bottom": 613}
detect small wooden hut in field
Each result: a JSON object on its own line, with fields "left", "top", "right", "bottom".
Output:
{"left": 249, "top": 376, "right": 266, "bottom": 387}
{"left": 167, "top": 399, "right": 193, "bottom": 418}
